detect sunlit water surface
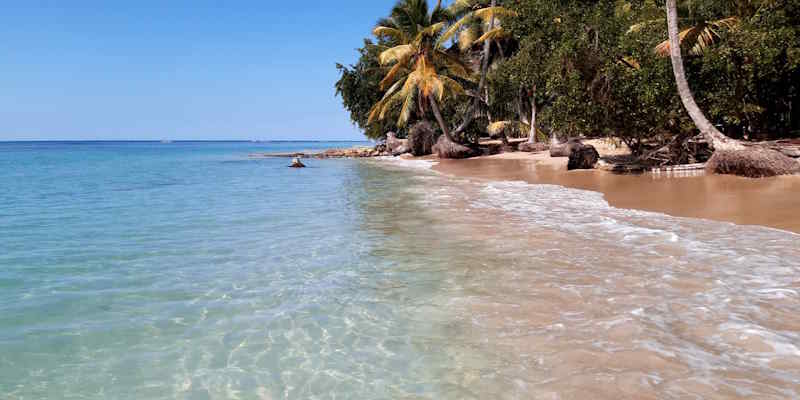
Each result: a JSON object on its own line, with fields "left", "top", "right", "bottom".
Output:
{"left": 1, "top": 142, "right": 798, "bottom": 399}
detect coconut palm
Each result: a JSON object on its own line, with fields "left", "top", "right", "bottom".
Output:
{"left": 440, "top": 0, "right": 514, "bottom": 53}
{"left": 440, "top": 0, "right": 517, "bottom": 138}
{"left": 664, "top": 0, "right": 743, "bottom": 151}
{"left": 368, "top": 0, "right": 472, "bottom": 143}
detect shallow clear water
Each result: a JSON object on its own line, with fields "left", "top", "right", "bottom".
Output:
{"left": 0, "top": 142, "right": 471, "bottom": 399}
{"left": 1, "top": 142, "right": 799, "bottom": 399}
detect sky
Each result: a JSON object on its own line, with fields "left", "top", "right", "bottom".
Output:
{"left": 0, "top": 1, "right": 402, "bottom": 141}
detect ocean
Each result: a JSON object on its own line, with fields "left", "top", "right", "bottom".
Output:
{"left": 1, "top": 141, "right": 798, "bottom": 399}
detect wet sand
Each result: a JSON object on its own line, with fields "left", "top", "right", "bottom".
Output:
{"left": 433, "top": 153, "right": 800, "bottom": 234}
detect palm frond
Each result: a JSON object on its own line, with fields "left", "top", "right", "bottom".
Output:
{"left": 473, "top": 6, "right": 517, "bottom": 24}
{"left": 397, "top": 89, "right": 417, "bottom": 126}
{"left": 379, "top": 44, "right": 415, "bottom": 65}
{"left": 619, "top": 56, "right": 641, "bottom": 69}
{"left": 380, "top": 62, "right": 408, "bottom": 89}
{"left": 474, "top": 26, "right": 508, "bottom": 43}
{"left": 439, "top": 75, "right": 465, "bottom": 97}
{"left": 436, "top": 50, "right": 473, "bottom": 81}
{"left": 654, "top": 27, "right": 693, "bottom": 56}
{"left": 458, "top": 24, "right": 480, "bottom": 51}
{"left": 437, "top": 11, "right": 474, "bottom": 48}
{"left": 654, "top": 16, "right": 739, "bottom": 57}
{"left": 373, "top": 26, "right": 408, "bottom": 43}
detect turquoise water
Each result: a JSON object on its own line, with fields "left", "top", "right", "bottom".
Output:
{"left": 2, "top": 142, "right": 799, "bottom": 399}
{"left": 0, "top": 142, "right": 482, "bottom": 399}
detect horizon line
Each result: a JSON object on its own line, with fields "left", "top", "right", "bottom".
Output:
{"left": 0, "top": 139, "right": 371, "bottom": 143}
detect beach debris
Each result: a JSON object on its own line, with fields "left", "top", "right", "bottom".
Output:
{"left": 408, "top": 121, "right": 436, "bottom": 156}
{"left": 567, "top": 144, "right": 600, "bottom": 170}
{"left": 289, "top": 158, "right": 306, "bottom": 168}
{"left": 706, "top": 148, "right": 800, "bottom": 178}
{"left": 432, "top": 134, "right": 477, "bottom": 159}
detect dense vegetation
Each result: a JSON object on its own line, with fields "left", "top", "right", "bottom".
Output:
{"left": 336, "top": 0, "right": 799, "bottom": 160}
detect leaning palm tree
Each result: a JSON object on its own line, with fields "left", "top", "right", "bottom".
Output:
{"left": 368, "top": 0, "right": 472, "bottom": 144}
{"left": 665, "top": 0, "right": 798, "bottom": 176}
{"left": 664, "top": 0, "right": 742, "bottom": 151}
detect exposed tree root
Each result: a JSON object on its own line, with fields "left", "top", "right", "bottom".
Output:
{"left": 706, "top": 148, "right": 800, "bottom": 178}
{"left": 433, "top": 135, "right": 477, "bottom": 159}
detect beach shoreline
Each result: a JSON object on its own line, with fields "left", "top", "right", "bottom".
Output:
{"left": 427, "top": 149, "right": 800, "bottom": 234}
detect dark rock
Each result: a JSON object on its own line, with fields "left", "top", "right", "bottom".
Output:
{"left": 550, "top": 138, "right": 584, "bottom": 157}
{"left": 567, "top": 144, "right": 600, "bottom": 170}
{"left": 519, "top": 142, "right": 550, "bottom": 153}
{"left": 289, "top": 158, "right": 306, "bottom": 168}
{"left": 432, "top": 135, "right": 477, "bottom": 159}
{"left": 408, "top": 121, "right": 437, "bottom": 156}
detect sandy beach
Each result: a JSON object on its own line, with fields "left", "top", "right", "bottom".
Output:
{"left": 431, "top": 141, "right": 800, "bottom": 234}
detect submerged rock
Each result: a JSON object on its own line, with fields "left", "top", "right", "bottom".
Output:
{"left": 289, "top": 158, "right": 306, "bottom": 168}
{"left": 567, "top": 144, "right": 600, "bottom": 170}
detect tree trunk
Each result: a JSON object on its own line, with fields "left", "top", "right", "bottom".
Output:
{"left": 527, "top": 85, "right": 538, "bottom": 144}
{"left": 428, "top": 95, "right": 456, "bottom": 143}
{"left": 518, "top": 86, "right": 530, "bottom": 125}
{"left": 452, "top": 0, "right": 497, "bottom": 137}
{"left": 666, "top": 0, "right": 743, "bottom": 151}
{"left": 495, "top": 39, "right": 505, "bottom": 58}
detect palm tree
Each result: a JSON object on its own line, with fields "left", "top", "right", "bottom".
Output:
{"left": 665, "top": 0, "right": 743, "bottom": 151}
{"left": 368, "top": 0, "right": 471, "bottom": 143}
{"left": 441, "top": 0, "right": 517, "bottom": 138}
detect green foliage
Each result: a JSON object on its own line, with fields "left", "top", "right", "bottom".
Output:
{"left": 338, "top": 0, "right": 800, "bottom": 146}
{"left": 335, "top": 40, "right": 400, "bottom": 140}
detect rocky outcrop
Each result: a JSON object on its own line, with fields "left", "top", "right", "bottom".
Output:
{"left": 550, "top": 138, "right": 584, "bottom": 157}
{"left": 432, "top": 135, "right": 476, "bottom": 159}
{"left": 386, "top": 132, "right": 410, "bottom": 156}
{"left": 319, "top": 147, "right": 385, "bottom": 158}
{"left": 567, "top": 144, "right": 600, "bottom": 170}
{"left": 408, "top": 122, "right": 437, "bottom": 156}
{"left": 519, "top": 142, "right": 550, "bottom": 153}
{"left": 289, "top": 158, "right": 306, "bottom": 168}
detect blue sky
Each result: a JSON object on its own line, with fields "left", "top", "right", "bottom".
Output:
{"left": 0, "top": 1, "right": 403, "bottom": 140}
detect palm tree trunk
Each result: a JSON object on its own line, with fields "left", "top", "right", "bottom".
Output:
{"left": 428, "top": 94, "right": 456, "bottom": 143}
{"left": 452, "top": 0, "right": 497, "bottom": 137}
{"left": 527, "top": 85, "right": 538, "bottom": 144}
{"left": 666, "top": 0, "right": 743, "bottom": 151}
